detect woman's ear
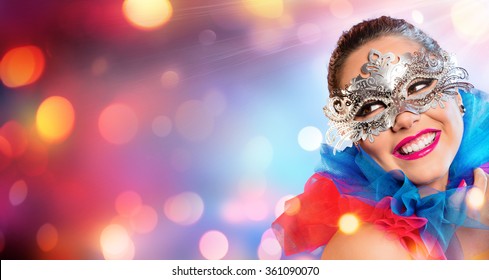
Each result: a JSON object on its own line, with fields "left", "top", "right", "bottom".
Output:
{"left": 455, "top": 93, "right": 465, "bottom": 116}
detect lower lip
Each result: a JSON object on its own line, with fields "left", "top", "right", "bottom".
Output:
{"left": 393, "top": 132, "right": 441, "bottom": 160}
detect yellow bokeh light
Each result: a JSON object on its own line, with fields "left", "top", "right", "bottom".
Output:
{"left": 36, "top": 96, "right": 75, "bottom": 144}
{"left": 338, "top": 213, "right": 360, "bottom": 235}
{"left": 0, "top": 45, "right": 45, "bottom": 88}
{"left": 466, "top": 187, "right": 485, "bottom": 210}
{"left": 244, "top": 0, "right": 284, "bottom": 19}
{"left": 122, "top": 0, "right": 173, "bottom": 30}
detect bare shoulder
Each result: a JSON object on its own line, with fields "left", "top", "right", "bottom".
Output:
{"left": 321, "top": 223, "right": 412, "bottom": 260}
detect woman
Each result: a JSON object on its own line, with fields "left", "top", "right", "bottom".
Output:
{"left": 273, "top": 16, "right": 489, "bottom": 259}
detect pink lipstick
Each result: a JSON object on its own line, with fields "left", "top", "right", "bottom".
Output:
{"left": 392, "top": 129, "right": 441, "bottom": 160}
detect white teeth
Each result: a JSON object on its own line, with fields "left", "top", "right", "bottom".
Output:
{"left": 398, "top": 132, "right": 436, "bottom": 155}
{"left": 421, "top": 138, "right": 428, "bottom": 146}
{"left": 412, "top": 143, "right": 420, "bottom": 152}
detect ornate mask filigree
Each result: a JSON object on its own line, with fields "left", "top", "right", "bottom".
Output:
{"left": 324, "top": 48, "right": 473, "bottom": 152}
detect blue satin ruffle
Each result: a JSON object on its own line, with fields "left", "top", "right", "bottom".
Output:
{"left": 316, "top": 89, "right": 489, "bottom": 257}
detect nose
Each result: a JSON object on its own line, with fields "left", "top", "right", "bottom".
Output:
{"left": 391, "top": 111, "right": 420, "bottom": 132}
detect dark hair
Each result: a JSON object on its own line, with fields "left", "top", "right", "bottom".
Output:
{"left": 327, "top": 16, "right": 441, "bottom": 96}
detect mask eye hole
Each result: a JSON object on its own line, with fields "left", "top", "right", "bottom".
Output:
{"left": 354, "top": 100, "right": 386, "bottom": 121}
{"left": 407, "top": 78, "right": 436, "bottom": 96}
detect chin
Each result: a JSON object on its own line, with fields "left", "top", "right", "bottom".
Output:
{"left": 403, "top": 163, "right": 450, "bottom": 189}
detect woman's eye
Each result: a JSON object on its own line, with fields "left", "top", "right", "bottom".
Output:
{"left": 412, "top": 83, "right": 427, "bottom": 91}
{"left": 408, "top": 79, "right": 435, "bottom": 95}
{"left": 355, "top": 101, "right": 386, "bottom": 119}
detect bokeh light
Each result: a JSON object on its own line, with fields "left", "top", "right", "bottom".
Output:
{"left": 36, "top": 96, "right": 76, "bottom": 144}
{"left": 122, "top": 0, "right": 173, "bottom": 30}
{"left": 161, "top": 70, "right": 180, "bottom": 89}
{"left": 130, "top": 205, "right": 158, "bottom": 234}
{"left": 199, "top": 29, "right": 217, "bottom": 45}
{"left": 284, "top": 197, "right": 301, "bottom": 216}
{"left": 466, "top": 187, "right": 485, "bottom": 210}
{"left": 258, "top": 235, "right": 282, "bottom": 260}
{"left": 0, "top": 121, "right": 28, "bottom": 157}
{"left": 0, "top": 45, "right": 45, "bottom": 88}
{"left": 411, "top": 10, "right": 424, "bottom": 25}
{"left": 100, "top": 224, "right": 135, "bottom": 260}
{"left": 451, "top": 0, "right": 489, "bottom": 42}
{"left": 298, "top": 126, "right": 323, "bottom": 151}
{"left": 199, "top": 230, "right": 229, "bottom": 260}
{"left": 9, "top": 180, "right": 28, "bottom": 206}
{"left": 164, "top": 192, "right": 204, "bottom": 225}
{"left": 115, "top": 191, "right": 143, "bottom": 217}
{"left": 338, "top": 213, "right": 360, "bottom": 235}
{"left": 244, "top": 0, "right": 284, "bottom": 19}
{"left": 36, "top": 223, "right": 58, "bottom": 252}
{"left": 274, "top": 195, "right": 294, "bottom": 218}
{"left": 98, "top": 103, "right": 139, "bottom": 145}
{"left": 258, "top": 229, "right": 282, "bottom": 260}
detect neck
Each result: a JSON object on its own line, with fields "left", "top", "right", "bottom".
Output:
{"left": 417, "top": 172, "right": 449, "bottom": 198}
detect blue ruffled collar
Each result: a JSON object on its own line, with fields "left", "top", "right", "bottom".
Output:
{"left": 316, "top": 89, "right": 489, "bottom": 256}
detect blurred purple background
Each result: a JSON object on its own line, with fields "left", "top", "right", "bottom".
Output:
{"left": 1, "top": 0, "right": 489, "bottom": 259}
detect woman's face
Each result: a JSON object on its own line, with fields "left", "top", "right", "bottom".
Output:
{"left": 339, "top": 36, "right": 464, "bottom": 190}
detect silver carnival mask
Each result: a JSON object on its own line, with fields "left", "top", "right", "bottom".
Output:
{"left": 323, "top": 48, "right": 473, "bottom": 152}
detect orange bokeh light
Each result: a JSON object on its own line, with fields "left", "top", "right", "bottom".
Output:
{"left": 36, "top": 96, "right": 76, "bottom": 144}
{"left": 122, "top": 0, "right": 173, "bottom": 30}
{"left": 37, "top": 223, "right": 58, "bottom": 252}
{"left": 0, "top": 45, "right": 45, "bottom": 88}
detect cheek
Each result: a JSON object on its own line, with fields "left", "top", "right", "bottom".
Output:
{"left": 359, "top": 133, "right": 392, "bottom": 164}
{"left": 427, "top": 101, "right": 464, "bottom": 150}
{"left": 434, "top": 101, "right": 464, "bottom": 137}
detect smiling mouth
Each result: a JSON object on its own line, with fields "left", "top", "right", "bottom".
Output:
{"left": 398, "top": 132, "right": 436, "bottom": 155}
{"left": 393, "top": 129, "right": 441, "bottom": 160}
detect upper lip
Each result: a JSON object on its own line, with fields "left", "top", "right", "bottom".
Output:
{"left": 392, "top": 128, "right": 440, "bottom": 154}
